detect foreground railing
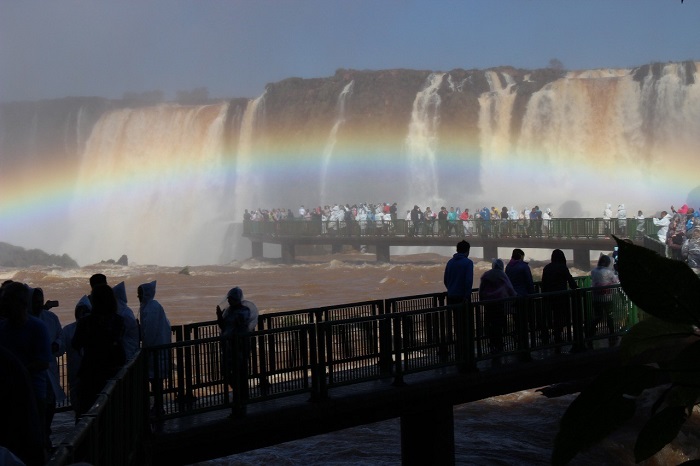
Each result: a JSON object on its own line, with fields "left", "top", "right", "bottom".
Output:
{"left": 143, "top": 284, "right": 643, "bottom": 422}
{"left": 48, "top": 352, "right": 149, "bottom": 466}
{"left": 46, "top": 284, "right": 643, "bottom": 465}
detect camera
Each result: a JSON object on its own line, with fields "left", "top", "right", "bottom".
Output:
{"left": 44, "top": 300, "right": 59, "bottom": 309}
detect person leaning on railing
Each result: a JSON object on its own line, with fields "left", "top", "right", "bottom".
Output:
{"left": 588, "top": 254, "right": 619, "bottom": 348}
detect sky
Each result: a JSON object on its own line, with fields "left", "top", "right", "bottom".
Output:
{"left": 1, "top": 0, "right": 699, "bottom": 102}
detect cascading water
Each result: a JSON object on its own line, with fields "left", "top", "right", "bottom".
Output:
{"left": 477, "top": 71, "right": 518, "bottom": 207}
{"left": 3, "top": 62, "right": 700, "bottom": 265}
{"left": 405, "top": 73, "right": 445, "bottom": 209}
{"left": 320, "top": 81, "right": 354, "bottom": 205}
{"left": 234, "top": 93, "right": 266, "bottom": 220}
{"left": 63, "top": 103, "right": 230, "bottom": 266}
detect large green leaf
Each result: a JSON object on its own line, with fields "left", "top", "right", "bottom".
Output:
{"left": 615, "top": 237, "right": 700, "bottom": 325}
{"left": 552, "top": 365, "right": 658, "bottom": 466}
{"left": 619, "top": 316, "right": 696, "bottom": 364}
{"left": 634, "top": 405, "right": 688, "bottom": 462}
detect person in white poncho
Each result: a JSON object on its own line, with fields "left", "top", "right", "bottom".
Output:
{"left": 137, "top": 281, "right": 171, "bottom": 388}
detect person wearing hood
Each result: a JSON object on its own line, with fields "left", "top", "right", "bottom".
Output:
{"left": 216, "top": 287, "right": 258, "bottom": 403}
{"left": 589, "top": 254, "right": 620, "bottom": 347}
{"left": 541, "top": 249, "right": 578, "bottom": 347}
{"left": 444, "top": 240, "right": 474, "bottom": 306}
{"left": 137, "top": 281, "right": 171, "bottom": 388}
{"left": 603, "top": 204, "right": 613, "bottom": 236}
{"left": 479, "top": 259, "right": 516, "bottom": 356}
{"left": 30, "top": 287, "right": 65, "bottom": 445}
{"left": 653, "top": 210, "right": 673, "bottom": 244}
{"left": 71, "top": 284, "right": 125, "bottom": 417}
{"left": 505, "top": 249, "right": 535, "bottom": 297}
{"left": 617, "top": 204, "right": 627, "bottom": 236}
{"left": 113, "top": 281, "right": 140, "bottom": 361}
{"left": 61, "top": 296, "right": 91, "bottom": 419}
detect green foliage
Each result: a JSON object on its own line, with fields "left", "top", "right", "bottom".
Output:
{"left": 552, "top": 238, "right": 700, "bottom": 465}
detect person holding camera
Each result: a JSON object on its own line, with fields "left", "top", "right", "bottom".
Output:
{"left": 30, "top": 288, "right": 65, "bottom": 446}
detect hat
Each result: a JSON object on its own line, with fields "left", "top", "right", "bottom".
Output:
{"left": 226, "top": 287, "right": 243, "bottom": 302}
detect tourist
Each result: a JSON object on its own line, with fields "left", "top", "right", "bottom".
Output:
{"left": 29, "top": 288, "right": 65, "bottom": 445}
{"left": 635, "top": 210, "right": 645, "bottom": 239}
{"left": 666, "top": 214, "right": 686, "bottom": 261}
{"left": 505, "top": 249, "right": 534, "bottom": 297}
{"left": 589, "top": 254, "right": 619, "bottom": 347}
{"left": 216, "top": 287, "right": 258, "bottom": 404}
{"left": 138, "top": 281, "right": 171, "bottom": 395}
{"left": 682, "top": 227, "right": 700, "bottom": 270}
{"left": 443, "top": 240, "right": 474, "bottom": 306}
{"left": 541, "top": 249, "right": 578, "bottom": 346}
{"left": 61, "top": 296, "right": 91, "bottom": 420}
{"left": 113, "top": 281, "right": 141, "bottom": 361}
{"left": 71, "top": 284, "right": 125, "bottom": 417}
{"left": 478, "top": 259, "right": 516, "bottom": 356}
{"left": 0, "top": 281, "right": 49, "bottom": 464}
{"left": 617, "top": 204, "right": 627, "bottom": 236}
{"left": 653, "top": 210, "right": 672, "bottom": 243}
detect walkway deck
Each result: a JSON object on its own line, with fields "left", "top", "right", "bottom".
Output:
{"left": 151, "top": 347, "right": 620, "bottom": 465}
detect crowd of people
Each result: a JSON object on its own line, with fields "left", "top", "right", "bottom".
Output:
{"left": 0, "top": 275, "right": 172, "bottom": 464}
{"left": 443, "top": 239, "right": 623, "bottom": 364}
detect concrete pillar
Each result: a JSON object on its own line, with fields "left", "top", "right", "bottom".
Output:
{"left": 482, "top": 244, "right": 498, "bottom": 261}
{"left": 573, "top": 248, "right": 590, "bottom": 270}
{"left": 376, "top": 244, "right": 391, "bottom": 263}
{"left": 331, "top": 243, "right": 343, "bottom": 254}
{"left": 281, "top": 243, "right": 296, "bottom": 264}
{"left": 401, "top": 401, "right": 455, "bottom": 466}
{"left": 251, "top": 241, "right": 263, "bottom": 259}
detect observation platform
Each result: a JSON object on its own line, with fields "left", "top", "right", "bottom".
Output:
{"left": 242, "top": 217, "right": 657, "bottom": 269}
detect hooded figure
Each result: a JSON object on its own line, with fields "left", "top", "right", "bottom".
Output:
{"left": 113, "top": 282, "right": 140, "bottom": 361}
{"left": 61, "top": 295, "right": 91, "bottom": 411}
{"left": 215, "top": 287, "right": 258, "bottom": 401}
{"left": 479, "top": 259, "right": 516, "bottom": 355}
{"left": 137, "top": 281, "right": 171, "bottom": 380}
{"left": 541, "top": 249, "right": 578, "bottom": 345}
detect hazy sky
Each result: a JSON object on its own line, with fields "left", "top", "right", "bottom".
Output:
{"left": 1, "top": 0, "right": 698, "bottom": 102}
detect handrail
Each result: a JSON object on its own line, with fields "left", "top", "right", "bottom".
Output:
{"left": 46, "top": 284, "right": 645, "bottom": 465}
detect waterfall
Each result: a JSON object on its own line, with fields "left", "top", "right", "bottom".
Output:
{"left": 405, "top": 73, "right": 445, "bottom": 208}
{"left": 234, "top": 93, "right": 266, "bottom": 220}
{"left": 320, "top": 80, "right": 354, "bottom": 205}
{"left": 63, "top": 103, "right": 230, "bottom": 266}
{"left": 478, "top": 71, "right": 518, "bottom": 197}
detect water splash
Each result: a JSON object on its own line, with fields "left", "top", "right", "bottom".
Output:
{"left": 63, "top": 103, "right": 230, "bottom": 266}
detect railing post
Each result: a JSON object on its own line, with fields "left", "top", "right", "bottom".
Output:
{"left": 378, "top": 315, "right": 393, "bottom": 376}
{"left": 455, "top": 301, "right": 476, "bottom": 373}
{"left": 392, "top": 314, "right": 406, "bottom": 386}
{"left": 515, "top": 297, "right": 532, "bottom": 362}
{"left": 570, "top": 288, "right": 586, "bottom": 353}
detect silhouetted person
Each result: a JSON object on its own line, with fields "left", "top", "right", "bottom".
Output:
{"left": 541, "top": 249, "right": 578, "bottom": 346}
{"left": 71, "top": 284, "right": 125, "bottom": 417}
{"left": 589, "top": 254, "right": 619, "bottom": 347}
{"left": 0, "top": 281, "right": 46, "bottom": 465}
{"left": 61, "top": 296, "right": 91, "bottom": 420}
{"left": 479, "top": 259, "right": 516, "bottom": 356}
{"left": 444, "top": 240, "right": 474, "bottom": 306}
{"left": 138, "top": 281, "right": 171, "bottom": 403}
{"left": 216, "top": 287, "right": 258, "bottom": 404}
{"left": 113, "top": 281, "right": 140, "bottom": 361}
{"left": 30, "top": 287, "right": 65, "bottom": 446}
{"left": 505, "top": 249, "right": 535, "bottom": 297}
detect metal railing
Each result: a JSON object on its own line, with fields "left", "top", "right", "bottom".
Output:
{"left": 141, "top": 284, "right": 644, "bottom": 421}
{"left": 47, "top": 284, "right": 645, "bottom": 465}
